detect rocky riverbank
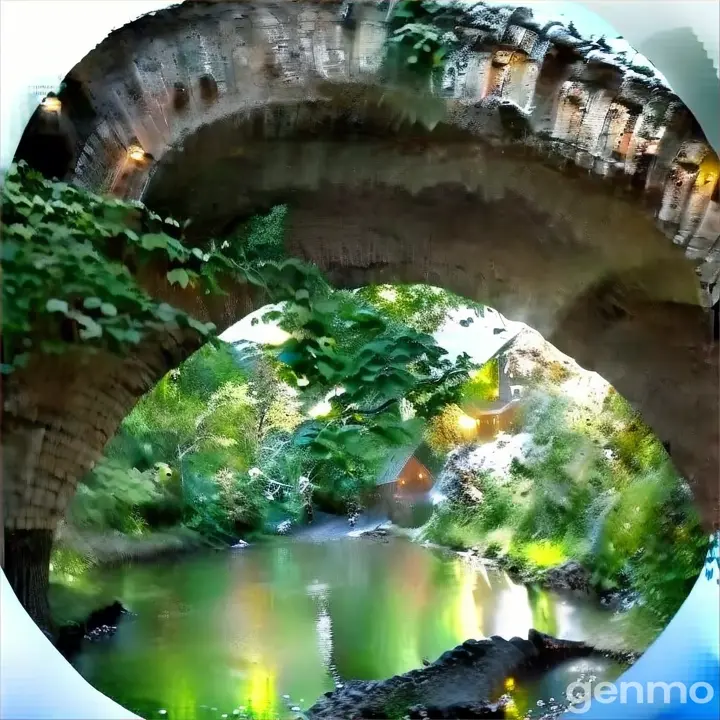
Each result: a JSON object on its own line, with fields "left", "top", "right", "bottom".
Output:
{"left": 307, "top": 630, "right": 613, "bottom": 719}
{"left": 453, "top": 548, "right": 639, "bottom": 614}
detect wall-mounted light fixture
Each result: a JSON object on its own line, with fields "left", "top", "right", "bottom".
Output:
{"left": 126, "top": 139, "right": 155, "bottom": 166}
{"left": 127, "top": 144, "right": 146, "bottom": 162}
{"left": 40, "top": 93, "right": 61, "bottom": 113}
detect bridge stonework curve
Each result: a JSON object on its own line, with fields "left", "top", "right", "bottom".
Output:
{"left": 4, "top": 1, "right": 720, "bottom": 611}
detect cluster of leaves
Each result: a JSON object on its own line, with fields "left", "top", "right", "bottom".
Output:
{"left": 1, "top": 162, "right": 241, "bottom": 372}
{"left": 267, "top": 285, "right": 475, "bottom": 478}
{"left": 67, "top": 461, "right": 161, "bottom": 537}
{"left": 425, "top": 403, "right": 469, "bottom": 454}
{"left": 386, "top": 0, "right": 460, "bottom": 78}
{"left": 356, "top": 284, "right": 480, "bottom": 334}
{"left": 64, "top": 340, "right": 307, "bottom": 543}
{"left": 460, "top": 358, "right": 500, "bottom": 409}
{"left": 0, "top": 163, "right": 331, "bottom": 377}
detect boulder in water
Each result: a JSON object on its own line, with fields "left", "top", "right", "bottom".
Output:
{"left": 56, "top": 600, "right": 130, "bottom": 658}
{"left": 359, "top": 527, "right": 390, "bottom": 541}
{"left": 231, "top": 540, "right": 249, "bottom": 549}
{"left": 543, "top": 561, "right": 592, "bottom": 595}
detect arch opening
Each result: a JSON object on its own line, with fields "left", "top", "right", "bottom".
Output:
{"left": 43, "top": 283, "right": 708, "bottom": 717}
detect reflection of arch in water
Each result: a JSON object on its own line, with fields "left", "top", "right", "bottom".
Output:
{"left": 306, "top": 581, "right": 342, "bottom": 688}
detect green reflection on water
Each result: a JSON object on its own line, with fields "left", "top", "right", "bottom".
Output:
{"left": 63, "top": 538, "right": 628, "bottom": 720}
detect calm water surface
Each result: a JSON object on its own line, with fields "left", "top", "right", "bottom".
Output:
{"left": 70, "top": 538, "right": 630, "bottom": 719}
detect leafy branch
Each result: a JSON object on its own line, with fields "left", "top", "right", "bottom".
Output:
{"left": 0, "top": 163, "right": 313, "bottom": 374}
{"left": 385, "top": 0, "right": 460, "bottom": 80}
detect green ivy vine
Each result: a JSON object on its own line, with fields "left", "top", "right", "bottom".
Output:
{"left": 266, "top": 284, "right": 474, "bottom": 473}
{"left": 1, "top": 161, "right": 474, "bottom": 478}
{"left": 386, "top": 0, "right": 459, "bottom": 79}
{"left": 0, "top": 162, "right": 312, "bottom": 374}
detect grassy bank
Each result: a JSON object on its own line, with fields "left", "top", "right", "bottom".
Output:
{"left": 419, "top": 390, "right": 708, "bottom": 643}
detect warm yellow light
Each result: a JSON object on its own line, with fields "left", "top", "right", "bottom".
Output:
{"left": 378, "top": 286, "right": 398, "bottom": 302}
{"left": 418, "top": 473, "right": 424, "bottom": 479}
{"left": 504, "top": 677, "right": 516, "bottom": 691}
{"left": 308, "top": 400, "right": 332, "bottom": 418}
{"left": 41, "top": 95, "right": 62, "bottom": 113}
{"left": 127, "top": 144, "right": 146, "bottom": 162}
{"left": 457, "top": 413, "right": 477, "bottom": 431}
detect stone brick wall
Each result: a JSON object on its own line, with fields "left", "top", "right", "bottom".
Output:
{"left": 16, "top": 0, "right": 717, "bottom": 293}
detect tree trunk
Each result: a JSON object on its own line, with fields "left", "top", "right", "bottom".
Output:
{"left": 3, "top": 529, "right": 55, "bottom": 637}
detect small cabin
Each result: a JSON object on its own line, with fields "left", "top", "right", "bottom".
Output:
{"left": 389, "top": 454, "right": 433, "bottom": 495}
{"left": 373, "top": 444, "right": 439, "bottom": 527}
{"left": 461, "top": 345, "right": 524, "bottom": 441}
{"left": 375, "top": 444, "right": 440, "bottom": 499}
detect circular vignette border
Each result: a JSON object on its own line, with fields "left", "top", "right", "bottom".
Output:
{"left": 0, "top": 2, "right": 718, "bottom": 720}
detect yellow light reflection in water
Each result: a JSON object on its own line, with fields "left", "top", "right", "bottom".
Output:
{"left": 246, "top": 664, "right": 276, "bottom": 719}
{"left": 504, "top": 697, "right": 520, "bottom": 718}
{"left": 452, "top": 560, "right": 481, "bottom": 640}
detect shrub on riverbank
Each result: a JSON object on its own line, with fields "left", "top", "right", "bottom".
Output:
{"left": 422, "top": 387, "right": 708, "bottom": 633}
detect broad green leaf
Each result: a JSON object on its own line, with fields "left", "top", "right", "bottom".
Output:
{"left": 72, "top": 313, "right": 103, "bottom": 339}
{"left": 140, "top": 233, "right": 171, "bottom": 251}
{"left": 46, "top": 298, "right": 69, "bottom": 314}
{"left": 83, "top": 297, "right": 103, "bottom": 309}
{"left": 7, "top": 223, "right": 35, "bottom": 240}
{"left": 167, "top": 268, "right": 190, "bottom": 288}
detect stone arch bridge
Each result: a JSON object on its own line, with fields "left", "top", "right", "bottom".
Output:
{"left": 4, "top": 0, "right": 720, "bottom": 626}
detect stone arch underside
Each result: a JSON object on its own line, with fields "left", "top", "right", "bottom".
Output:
{"left": 4, "top": 0, "right": 720, "bottom": 627}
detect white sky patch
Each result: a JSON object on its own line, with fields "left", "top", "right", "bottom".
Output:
{"left": 219, "top": 304, "right": 290, "bottom": 346}
{"left": 433, "top": 308, "right": 525, "bottom": 367}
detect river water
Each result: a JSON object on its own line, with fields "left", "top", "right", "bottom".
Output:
{"left": 68, "top": 537, "right": 631, "bottom": 719}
